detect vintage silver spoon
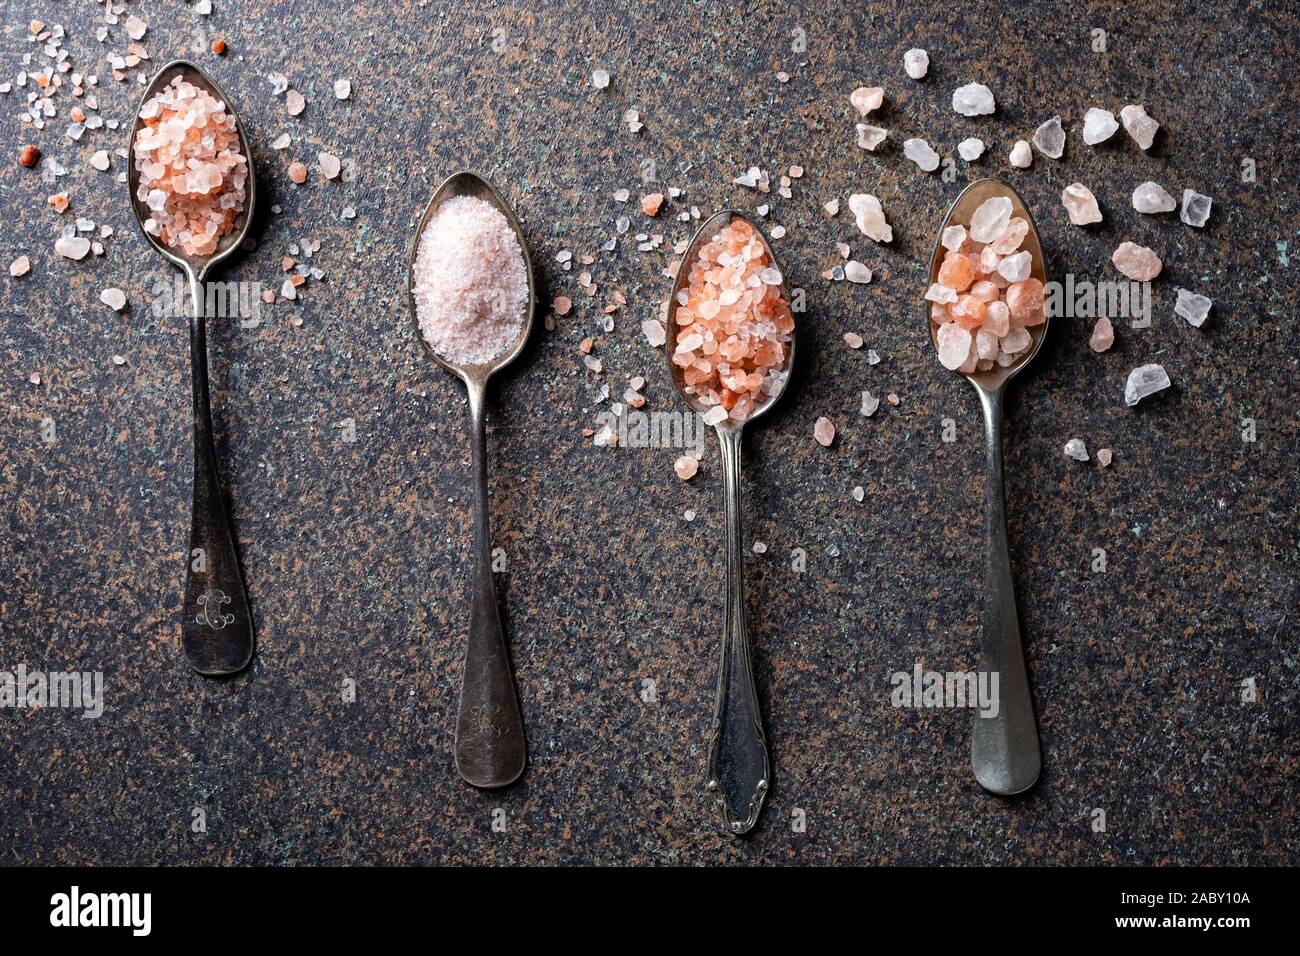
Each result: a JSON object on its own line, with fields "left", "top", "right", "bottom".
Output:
{"left": 665, "top": 210, "right": 795, "bottom": 834}
{"left": 407, "top": 171, "right": 535, "bottom": 789}
{"left": 925, "top": 177, "right": 1046, "bottom": 795}
{"left": 127, "top": 60, "right": 256, "bottom": 676}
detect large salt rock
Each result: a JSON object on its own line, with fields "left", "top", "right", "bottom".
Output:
{"left": 903, "top": 138, "right": 940, "bottom": 172}
{"left": 1111, "top": 241, "right": 1162, "bottom": 281}
{"left": 904, "top": 49, "right": 929, "bottom": 80}
{"left": 1120, "top": 104, "right": 1159, "bottom": 150}
{"left": 936, "top": 322, "right": 973, "bottom": 370}
{"left": 1032, "top": 116, "right": 1066, "bottom": 158}
{"left": 989, "top": 217, "right": 1029, "bottom": 254}
{"left": 1132, "top": 181, "right": 1176, "bottom": 213}
{"left": 1009, "top": 140, "right": 1032, "bottom": 168}
{"left": 850, "top": 86, "right": 884, "bottom": 116}
{"left": 1082, "top": 107, "right": 1119, "bottom": 145}
{"left": 969, "top": 196, "right": 1012, "bottom": 243}
{"left": 849, "top": 193, "right": 892, "bottom": 242}
{"left": 952, "top": 82, "right": 995, "bottom": 116}
{"left": 1061, "top": 182, "right": 1103, "bottom": 225}
{"left": 997, "top": 250, "right": 1032, "bottom": 282}
{"left": 1124, "top": 363, "right": 1170, "bottom": 406}
{"left": 1180, "top": 189, "right": 1213, "bottom": 227}
{"left": 1175, "top": 288, "right": 1212, "bottom": 327}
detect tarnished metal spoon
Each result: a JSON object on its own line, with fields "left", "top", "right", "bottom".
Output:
{"left": 128, "top": 60, "right": 256, "bottom": 676}
{"left": 406, "top": 171, "right": 535, "bottom": 789}
{"left": 664, "top": 210, "right": 796, "bottom": 834}
{"left": 925, "top": 178, "right": 1047, "bottom": 795}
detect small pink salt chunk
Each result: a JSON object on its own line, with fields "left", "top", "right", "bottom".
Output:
{"left": 984, "top": 300, "right": 1011, "bottom": 336}
{"left": 1001, "top": 324, "right": 1031, "bottom": 355}
{"left": 1061, "top": 182, "right": 1103, "bottom": 225}
{"left": 1089, "top": 316, "right": 1114, "bottom": 352}
{"left": 813, "top": 416, "right": 836, "bottom": 446}
{"left": 1097, "top": 448, "right": 1113, "bottom": 467}
{"left": 969, "top": 280, "right": 999, "bottom": 302}
{"left": 673, "top": 455, "right": 699, "bottom": 480}
{"left": 286, "top": 90, "right": 306, "bottom": 116}
{"left": 1006, "top": 278, "right": 1045, "bottom": 325}
{"left": 1111, "top": 242, "right": 1162, "bottom": 281}
{"left": 288, "top": 162, "right": 308, "bottom": 184}
{"left": 552, "top": 295, "right": 572, "bottom": 315}
{"left": 9, "top": 255, "right": 30, "bottom": 277}
{"left": 318, "top": 152, "right": 341, "bottom": 179}
{"left": 642, "top": 318, "right": 666, "bottom": 346}
{"left": 989, "top": 218, "right": 1029, "bottom": 255}
{"left": 641, "top": 192, "right": 664, "bottom": 216}
{"left": 850, "top": 86, "right": 884, "bottom": 116}
{"left": 935, "top": 322, "right": 972, "bottom": 370}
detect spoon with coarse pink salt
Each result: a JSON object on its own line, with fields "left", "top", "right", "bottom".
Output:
{"left": 665, "top": 210, "right": 796, "bottom": 835}
{"left": 128, "top": 60, "right": 256, "bottom": 675}
{"left": 925, "top": 178, "right": 1047, "bottom": 795}
{"left": 408, "top": 171, "right": 535, "bottom": 789}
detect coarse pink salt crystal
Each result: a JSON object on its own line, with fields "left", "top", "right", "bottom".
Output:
{"left": 1097, "top": 448, "right": 1113, "bottom": 467}
{"left": 936, "top": 322, "right": 972, "bottom": 370}
{"left": 1111, "top": 242, "right": 1162, "bottom": 281}
{"left": 412, "top": 195, "right": 528, "bottom": 366}
{"left": 813, "top": 416, "right": 835, "bottom": 446}
{"left": 132, "top": 76, "right": 247, "bottom": 258}
{"left": 1089, "top": 316, "right": 1114, "bottom": 352}
{"left": 673, "top": 455, "right": 698, "bottom": 480}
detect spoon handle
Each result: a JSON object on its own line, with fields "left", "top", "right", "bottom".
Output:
{"left": 706, "top": 426, "right": 770, "bottom": 835}
{"left": 453, "top": 380, "right": 526, "bottom": 788}
{"left": 181, "top": 270, "right": 254, "bottom": 675}
{"left": 971, "top": 386, "right": 1041, "bottom": 794}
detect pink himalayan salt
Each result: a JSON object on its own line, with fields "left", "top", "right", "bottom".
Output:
{"left": 133, "top": 76, "right": 247, "bottom": 257}
{"left": 1061, "top": 182, "right": 1102, "bottom": 225}
{"left": 1097, "top": 448, "right": 1113, "bottom": 467}
{"left": 1111, "top": 242, "right": 1162, "bottom": 281}
{"left": 412, "top": 195, "right": 528, "bottom": 366}
{"left": 672, "top": 218, "right": 792, "bottom": 423}
{"left": 1089, "top": 316, "right": 1114, "bottom": 352}
{"left": 813, "top": 416, "right": 835, "bottom": 446}
{"left": 673, "top": 455, "right": 698, "bottom": 479}
{"left": 850, "top": 86, "right": 884, "bottom": 116}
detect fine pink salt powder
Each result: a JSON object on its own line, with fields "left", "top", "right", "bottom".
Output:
{"left": 413, "top": 195, "right": 528, "bottom": 365}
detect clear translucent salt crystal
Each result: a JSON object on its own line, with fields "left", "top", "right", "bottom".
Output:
{"left": 969, "top": 196, "right": 1012, "bottom": 243}
{"left": 997, "top": 250, "right": 1032, "bottom": 282}
{"left": 1175, "top": 288, "right": 1212, "bottom": 328}
{"left": 591, "top": 69, "right": 610, "bottom": 89}
{"left": 1064, "top": 438, "right": 1090, "bottom": 461}
{"left": 903, "top": 137, "right": 940, "bottom": 172}
{"left": 845, "top": 261, "right": 871, "bottom": 284}
{"left": 856, "top": 123, "right": 887, "bottom": 151}
{"left": 1061, "top": 182, "right": 1102, "bottom": 225}
{"left": 904, "top": 49, "right": 929, "bottom": 80}
{"left": 1120, "top": 104, "right": 1159, "bottom": 150}
{"left": 1180, "top": 189, "right": 1213, "bottom": 228}
{"left": 1082, "top": 108, "right": 1119, "bottom": 145}
{"left": 848, "top": 193, "right": 892, "bottom": 242}
{"left": 952, "top": 82, "right": 995, "bottom": 116}
{"left": 941, "top": 224, "right": 967, "bottom": 251}
{"left": 957, "top": 137, "right": 984, "bottom": 161}
{"left": 1032, "top": 116, "right": 1065, "bottom": 158}
{"left": 850, "top": 86, "right": 885, "bottom": 116}
{"left": 1124, "top": 363, "right": 1171, "bottom": 406}
{"left": 936, "top": 322, "right": 972, "bottom": 370}
{"left": 925, "top": 283, "right": 957, "bottom": 304}
{"left": 1132, "top": 181, "right": 1176, "bottom": 213}
{"left": 1009, "top": 140, "right": 1032, "bottom": 168}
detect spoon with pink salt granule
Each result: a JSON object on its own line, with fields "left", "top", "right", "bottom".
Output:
{"left": 925, "top": 178, "right": 1048, "bottom": 795}
{"left": 407, "top": 171, "right": 535, "bottom": 789}
{"left": 128, "top": 60, "right": 256, "bottom": 675}
{"left": 665, "top": 210, "right": 796, "bottom": 835}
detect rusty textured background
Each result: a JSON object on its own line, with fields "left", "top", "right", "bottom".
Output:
{"left": 0, "top": 0, "right": 1296, "bottom": 865}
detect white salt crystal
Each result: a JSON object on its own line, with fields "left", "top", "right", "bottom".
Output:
{"left": 861, "top": 390, "right": 880, "bottom": 416}
{"left": 845, "top": 261, "right": 872, "bottom": 284}
{"left": 969, "top": 196, "right": 1012, "bottom": 243}
{"left": 941, "top": 224, "right": 967, "bottom": 251}
{"left": 1180, "top": 189, "right": 1213, "bottom": 228}
{"left": 925, "top": 283, "right": 957, "bottom": 304}
{"left": 957, "top": 137, "right": 984, "bottom": 161}
{"left": 856, "top": 123, "right": 887, "bottom": 151}
{"left": 850, "top": 86, "right": 884, "bottom": 116}
{"left": 702, "top": 406, "right": 729, "bottom": 426}
{"left": 1032, "top": 116, "right": 1065, "bottom": 158}
{"left": 952, "top": 82, "right": 995, "bottom": 116}
{"left": 318, "top": 152, "right": 341, "bottom": 179}
{"left": 99, "top": 287, "right": 126, "bottom": 311}
{"left": 936, "top": 323, "right": 973, "bottom": 370}
{"left": 903, "top": 138, "right": 940, "bottom": 172}
{"left": 1124, "top": 364, "right": 1171, "bottom": 406}
{"left": 1064, "top": 439, "right": 1090, "bottom": 461}
{"left": 904, "top": 48, "right": 929, "bottom": 80}
{"left": 54, "top": 235, "right": 90, "bottom": 259}
{"left": 1174, "top": 289, "right": 1212, "bottom": 328}
{"left": 1009, "top": 140, "right": 1032, "bottom": 168}
{"left": 1061, "top": 182, "right": 1103, "bottom": 225}
{"left": 591, "top": 69, "right": 610, "bottom": 89}
{"left": 10, "top": 255, "right": 30, "bottom": 277}
{"left": 1132, "top": 181, "right": 1176, "bottom": 213}
{"left": 89, "top": 149, "right": 110, "bottom": 170}
{"left": 1120, "top": 104, "right": 1159, "bottom": 150}
{"left": 642, "top": 318, "right": 666, "bottom": 347}
{"left": 286, "top": 89, "right": 305, "bottom": 116}
{"left": 1082, "top": 107, "right": 1119, "bottom": 145}
{"left": 997, "top": 251, "right": 1032, "bottom": 282}
{"left": 334, "top": 79, "right": 351, "bottom": 100}
{"left": 848, "top": 193, "right": 892, "bottom": 243}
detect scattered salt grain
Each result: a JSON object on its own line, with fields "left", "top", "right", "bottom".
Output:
{"left": 1064, "top": 438, "right": 1089, "bottom": 461}
{"left": 1082, "top": 107, "right": 1119, "bottom": 145}
{"left": 1061, "top": 182, "right": 1102, "bottom": 225}
{"left": 1032, "top": 116, "right": 1065, "bottom": 159}
{"left": 318, "top": 152, "right": 341, "bottom": 179}
{"left": 957, "top": 137, "right": 984, "bottom": 161}
{"left": 1124, "top": 363, "right": 1171, "bottom": 406}
{"left": 861, "top": 391, "right": 880, "bottom": 416}
{"left": 1089, "top": 317, "right": 1114, "bottom": 352}
{"left": 333, "top": 79, "right": 351, "bottom": 100}
{"left": 1174, "top": 289, "right": 1212, "bottom": 328}
{"left": 90, "top": 149, "right": 110, "bottom": 171}
{"left": 952, "top": 82, "right": 995, "bottom": 116}
{"left": 286, "top": 90, "right": 305, "bottom": 116}
{"left": 55, "top": 235, "right": 90, "bottom": 259}
{"left": 1097, "top": 448, "right": 1113, "bottom": 468}
{"left": 848, "top": 193, "right": 892, "bottom": 242}
{"left": 412, "top": 195, "right": 528, "bottom": 366}
{"left": 844, "top": 332, "right": 864, "bottom": 349}
{"left": 673, "top": 455, "right": 698, "bottom": 480}
{"left": 850, "top": 86, "right": 884, "bottom": 116}
{"left": 1111, "top": 242, "right": 1162, "bottom": 281}
{"left": 9, "top": 255, "right": 30, "bottom": 277}
{"left": 1132, "top": 181, "right": 1176, "bottom": 214}
{"left": 288, "top": 162, "right": 307, "bottom": 184}
{"left": 99, "top": 287, "right": 126, "bottom": 311}
{"left": 903, "top": 137, "right": 940, "bottom": 172}
{"left": 1180, "top": 189, "right": 1213, "bottom": 228}
{"left": 845, "top": 261, "right": 872, "bottom": 284}
{"left": 856, "top": 123, "right": 888, "bottom": 151}
{"left": 904, "top": 48, "right": 929, "bottom": 80}
{"left": 813, "top": 417, "right": 835, "bottom": 446}
{"left": 1009, "top": 140, "right": 1032, "bottom": 168}
{"left": 1120, "top": 104, "right": 1159, "bottom": 150}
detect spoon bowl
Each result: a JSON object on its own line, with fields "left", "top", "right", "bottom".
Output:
{"left": 925, "top": 177, "right": 1045, "bottom": 796}
{"left": 129, "top": 59, "right": 257, "bottom": 676}
{"left": 664, "top": 209, "right": 793, "bottom": 835}
{"left": 406, "top": 170, "right": 534, "bottom": 789}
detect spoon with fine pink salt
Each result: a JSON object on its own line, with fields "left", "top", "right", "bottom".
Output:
{"left": 925, "top": 178, "right": 1047, "bottom": 795}
{"left": 128, "top": 60, "right": 256, "bottom": 675}
{"left": 664, "top": 210, "right": 796, "bottom": 835}
{"left": 407, "top": 171, "right": 535, "bottom": 789}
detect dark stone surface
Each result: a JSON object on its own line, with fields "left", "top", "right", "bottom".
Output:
{"left": 0, "top": 0, "right": 1296, "bottom": 865}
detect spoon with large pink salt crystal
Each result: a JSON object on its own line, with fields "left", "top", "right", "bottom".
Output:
{"left": 664, "top": 210, "right": 796, "bottom": 835}
{"left": 407, "top": 171, "right": 535, "bottom": 789}
{"left": 925, "top": 178, "right": 1047, "bottom": 796}
{"left": 128, "top": 60, "right": 257, "bottom": 675}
